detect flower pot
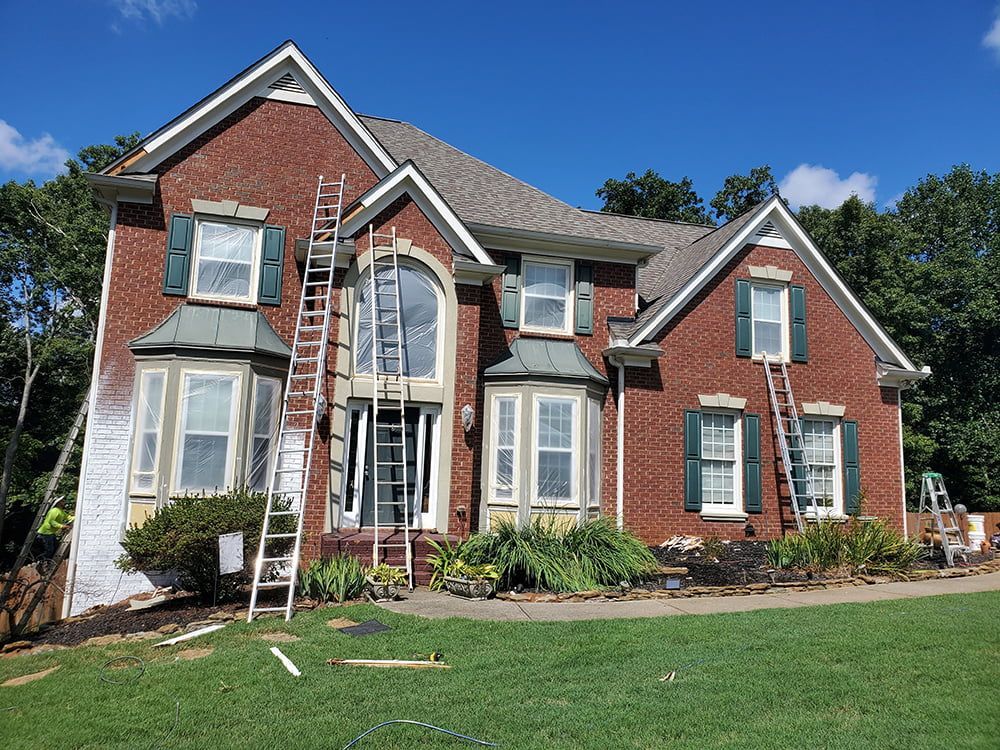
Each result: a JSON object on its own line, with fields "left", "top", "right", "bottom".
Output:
{"left": 443, "top": 576, "right": 496, "bottom": 600}
{"left": 365, "top": 577, "right": 400, "bottom": 602}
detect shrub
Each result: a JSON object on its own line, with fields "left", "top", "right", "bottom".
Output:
{"left": 116, "top": 487, "right": 293, "bottom": 601}
{"left": 450, "top": 560, "right": 501, "bottom": 581}
{"left": 460, "top": 516, "right": 657, "bottom": 593}
{"left": 367, "top": 563, "right": 408, "bottom": 586}
{"left": 766, "top": 519, "right": 922, "bottom": 576}
{"left": 426, "top": 536, "right": 468, "bottom": 591}
{"left": 298, "top": 555, "right": 367, "bottom": 603}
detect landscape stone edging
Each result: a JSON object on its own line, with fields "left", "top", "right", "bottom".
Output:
{"left": 495, "top": 558, "right": 1000, "bottom": 603}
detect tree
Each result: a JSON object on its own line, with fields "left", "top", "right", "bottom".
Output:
{"left": 596, "top": 169, "right": 711, "bottom": 224}
{"left": 710, "top": 165, "right": 779, "bottom": 223}
{"left": 0, "top": 133, "right": 139, "bottom": 554}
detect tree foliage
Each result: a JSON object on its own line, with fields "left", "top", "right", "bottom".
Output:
{"left": 596, "top": 169, "right": 711, "bottom": 224}
{"left": 710, "top": 164, "right": 779, "bottom": 222}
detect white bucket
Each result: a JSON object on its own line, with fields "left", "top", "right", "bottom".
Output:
{"left": 967, "top": 514, "right": 986, "bottom": 548}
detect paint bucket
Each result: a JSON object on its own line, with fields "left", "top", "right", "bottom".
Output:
{"left": 967, "top": 514, "right": 986, "bottom": 549}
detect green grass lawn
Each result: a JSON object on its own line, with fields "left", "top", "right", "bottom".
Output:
{"left": 2, "top": 592, "right": 998, "bottom": 749}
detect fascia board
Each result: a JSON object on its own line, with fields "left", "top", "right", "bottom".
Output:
{"left": 85, "top": 172, "right": 157, "bottom": 204}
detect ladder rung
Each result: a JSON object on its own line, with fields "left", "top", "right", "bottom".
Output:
{"left": 265, "top": 533, "right": 299, "bottom": 539}
{"left": 284, "top": 410, "right": 314, "bottom": 416}
{"left": 281, "top": 427, "right": 311, "bottom": 433}
{"left": 254, "top": 581, "right": 293, "bottom": 590}
{"left": 288, "top": 391, "right": 315, "bottom": 397}
{"left": 251, "top": 606, "right": 289, "bottom": 613}
{"left": 303, "top": 295, "right": 327, "bottom": 302}
{"left": 268, "top": 510, "right": 300, "bottom": 516}
{"left": 261, "top": 556, "right": 293, "bottom": 563}
{"left": 299, "top": 325, "right": 325, "bottom": 331}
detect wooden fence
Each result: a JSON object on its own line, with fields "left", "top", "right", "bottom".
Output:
{"left": 907, "top": 511, "right": 1000, "bottom": 542}
{"left": 0, "top": 561, "right": 66, "bottom": 640}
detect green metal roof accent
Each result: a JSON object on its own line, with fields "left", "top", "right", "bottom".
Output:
{"left": 483, "top": 337, "right": 609, "bottom": 385}
{"left": 129, "top": 304, "right": 291, "bottom": 358}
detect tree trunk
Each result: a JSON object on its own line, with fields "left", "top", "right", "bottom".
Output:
{"left": 0, "top": 361, "right": 40, "bottom": 548}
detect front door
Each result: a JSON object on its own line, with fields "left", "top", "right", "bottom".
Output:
{"left": 341, "top": 402, "right": 439, "bottom": 529}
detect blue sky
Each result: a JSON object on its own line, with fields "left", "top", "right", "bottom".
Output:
{"left": 2, "top": 1, "right": 999, "bottom": 214}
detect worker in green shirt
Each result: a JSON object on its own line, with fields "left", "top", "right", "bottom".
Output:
{"left": 37, "top": 496, "right": 74, "bottom": 561}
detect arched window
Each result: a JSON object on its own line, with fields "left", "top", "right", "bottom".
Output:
{"left": 356, "top": 264, "right": 440, "bottom": 380}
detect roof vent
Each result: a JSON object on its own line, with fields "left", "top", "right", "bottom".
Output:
{"left": 756, "top": 221, "right": 783, "bottom": 239}
{"left": 269, "top": 73, "right": 305, "bottom": 94}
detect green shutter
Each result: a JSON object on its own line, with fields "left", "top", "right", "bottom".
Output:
{"left": 574, "top": 262, "right": 594, "bottom": 335}
{"left": 684, "top": 410, "right": 702, "bottom": 511}
{"left": 501, "top": 255, "right": 521, "bottom": 328}
{"left": 842, "top": 419, "right": 861, "bottom": 515}
{"left": 257, "top": 225, "right": 286, "bottom": 305}
{"left": 735, "top": 279, "right": 752, "bottom": 357}
{"left": 744, "top": 413, "right": 762, "bottom": 513}
{"left": 163, "top": 214, "right": 193, "bottom": 296}
{"left": 790, "top": 284, "right": 807, "bottom": 363}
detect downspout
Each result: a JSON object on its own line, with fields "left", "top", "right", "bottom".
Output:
{"left": 610, "top": 356, "right": 625, "bottom": 531}
{"left": 897, "top": 388, "right": 908, "bottom": 537}
{"left": 63, "top": 198, "right": 117, "bottom": 618}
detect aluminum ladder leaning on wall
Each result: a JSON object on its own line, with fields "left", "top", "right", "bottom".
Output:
{"left": 366, "top": 225, "right": 414, "bottom": 591}
{"left": 248, "top": 174, "right": 346, "bottom": 621}
{"left": 916, "top": 472, "right": 969, "bottom": 567}
{"left": 762, "top": 356, "right": 822, "bottom": 532}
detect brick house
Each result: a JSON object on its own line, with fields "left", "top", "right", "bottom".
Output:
{"left": 65, "top": 41, "right": 928, "bottom": 614}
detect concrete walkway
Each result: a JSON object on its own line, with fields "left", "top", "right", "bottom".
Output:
{"left": 378, "top": 571, "right": 1000, "bottom": 622}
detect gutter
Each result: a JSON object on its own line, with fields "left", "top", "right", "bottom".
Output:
{"left": 468, "top": 222, "right": 661, "bottom": 260}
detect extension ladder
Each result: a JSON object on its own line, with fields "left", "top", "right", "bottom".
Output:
{"left": 762, "top": 356, "right": 821, "bottom": 532}
{"left": 916, "top": 472, "right": 968, "bottom": 567}
{"left": 248, "top": 174, "right": 346, "bottom": 621}
{"left": 367, "top": 225, "right": 414, "bottom": 591}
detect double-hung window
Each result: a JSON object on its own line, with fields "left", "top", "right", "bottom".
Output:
{"left": 491, "top": 396, "right": 519, "bottom": 501}
{"left": 802, "top": 418, "right": 841, "bottom": 514}
{"left": 521, "top": 259, "right": 573, "bottom": 334}
{"left": 130, "top": 370, "right": 166, "bottom": 495}
{"left": 174, "top": 372, "right": 239, "bottom": 493}
{"left": 248, "top": 376, "right": 281, "bottom": 492}
{"left": 535, "top": 396, "right": 577, "bottom": 502}
{"left": 192, "top": 220, "right": 260, "bottom": 302}
{"left": 751, "top": 284, "right": 787, "bottom": 359}
{"left": 700, "top": 412, "right": 739, "bottom": 510}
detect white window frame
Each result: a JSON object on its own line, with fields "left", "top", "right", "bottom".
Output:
{"left": 587, "top": 398, "right": 601, "bottom": 509}
{"left": 699, "top": 410, "right": 743, "bottom": 513}
{"left": 189, "top": 217, "right": 262, "bottom": 304}
{"left": 171, "top": 369, "right": 242, "bottom": 495}
{"left": 801, "top": 417, "right": 844, "bottom": 517}
{"left": 519, "top": 256, "right": 575, "bottom": 335}
{"left": 247, "top": 375, "right": 282, "bottom": 492}
{"left": 489, "top": 393, "right": 520, "bottom": 506}
{"left": 129, "top": 368, "right": 168, "bottom": 497}
{"left": 750, "top": 282, "right": 789, "bottom": 361}
{"left": 531, "top": 394, "right": 579, "bottom": 507}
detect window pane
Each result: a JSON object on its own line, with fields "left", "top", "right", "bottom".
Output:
{"left": 177, "top": 374, "right": 236, "bottom": 493}
{"left": 249, "top": 379, "right": 280, "bottom": 492}
{"left": 753, "top": 320, "right": 783, "bottom": 357}
{"left": 752, "top": 286, "right": 784, "bottom": 356}
{"left": 523, "top": 296, "right": 567, "bottom": 330}
{"left": 701, "top": 413, "right": 736, "bottom": 506}
{"left": 494, "top": 397, "right": 517, "bottom": 500}
{"left": 537, "top": 451, "right": 572, "bottom": 499}
{"left": 184, "top": 376, "right": 233, "bottom": 433}
{"left": 536, "top": 397, "right": 575, "bottom": 500}
{"left": 195, "top": 222, "right": 255, "bottom": 299}
{"left": 132, "top": 371, "right": 164, "bottom": 491}
{"left": 752, "top": 286, "right": 782, "bottom": 322}
{"left": 523, "top": 262, "right": 569, "bottom": 298}
{"left": 588, "top": 399, "right": 601, "bottom": 504}
{"left": 179, "top": 434, "right": 230, "bottom": 491}
{"left": 802, "top": 419, "right": 837, "bottom": 508}
{"left": 538, "top": 399, "right": 573, "bottom": 449}
{"left": 522, "top": 262, "right": 570, "bottom": 330}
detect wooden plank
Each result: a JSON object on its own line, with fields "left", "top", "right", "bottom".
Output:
{"left": 326, "top": 658, "right": 451, "bottom": 670}
{"left": 153, "top": 624, "right": 225, "bottom": 647}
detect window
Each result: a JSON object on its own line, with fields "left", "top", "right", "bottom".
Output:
{"left": 192, "top": 220, "right": 260, "bottom": 302}
{"left": 130, "top": 370, "right": 166, "bottom": 495}
{"left": 700, "top": 412, "right": 739, "bottom": 508}
{"left": 248, "top": 377, "right": 281, "bottom": 492}
{"left": 587, "top": 398, "right": 601, "bottom": 506}
{"left": 491, "top": 396, "right": 519, "bottom": 501}
{"left": 751, "top": 284, "right": 787, "bottom": 358}
{"left": 802, "top": 418, "right": 841, "bottom": 514}
{"left": 521, "top": 259, "right": 573, "bottom": 333}
{"left": 356, "top": 264, "right": 440, "bottom": 379}
{"left": 535, "top": 396, "right": 577, "bottom": 501}
{"left": 174, "top": 372, "right": 239, "bottom": 493}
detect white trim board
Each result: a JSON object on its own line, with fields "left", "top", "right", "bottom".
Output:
{"left": 102, "top": 41, "right": 396, "bottom": 178}
{"left": 340, "top": 161, "right": 494, "bottom": 267}
{"left": 628, "top": 196, "right": 922, "bottom": 372}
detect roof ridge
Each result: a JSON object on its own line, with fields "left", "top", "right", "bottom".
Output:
{"left": 581, "top": 208, "right": 716, "bottom": 230}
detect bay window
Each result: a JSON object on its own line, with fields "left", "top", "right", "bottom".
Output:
{"left": 174, "top": 372, "right": 240, "bottom": 493}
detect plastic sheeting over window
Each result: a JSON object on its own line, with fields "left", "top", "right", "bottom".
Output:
{"left": 522, "top": 261, "right": 570, "bottom": 331}
{"left": 194, "top": 221, "right": 257, "bottom": 300}
{"left": 175, "top": 373, "right": 238, "bottom": 493}
{"left": 248, "top": 377, "right": 281, "bottom": 492}
{"left": 752, "top": 285, "right": 783, "bottom": 356}
{"left": 356, "top": 265, "right": 439, "bottom": 379}
{"left": 131, "top": 370, "right": 165, "bottom": 494}
{"left": 536, "top": 397, "right": 575, "bottom": 500}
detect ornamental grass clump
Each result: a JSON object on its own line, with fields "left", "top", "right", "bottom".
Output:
{"left": 766, "top": 519, "right": 922, "bottom": 576}
{"left": 298, "top": 555, "right": 367, "bottom": 603}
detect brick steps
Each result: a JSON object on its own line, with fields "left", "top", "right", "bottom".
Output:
{"left": 318, "top": 529, "right": 459, "bottom": 586}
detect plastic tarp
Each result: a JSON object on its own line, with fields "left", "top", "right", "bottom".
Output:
{"left": 536, "top": 397, "right": 575, "bottom": 500}
{"left": 132, "top": 370, "right": 165, "bottom": 492}
{"left": 175, "top": 373, "right": 237, "bottom": 493}
{"left": 248, "top": 378, "right": 281, "bottom": 491}
{"left": 356, "top": 265, "right": 439, "bottom": 379}
{"left": 522, "top": 261, "right": 569, "bottom": 330}
{"left": 751, "top": 285, "right": 782, "bottom": 356}
{"left": 194, "top": 221, "right": 255, "bottom": 299}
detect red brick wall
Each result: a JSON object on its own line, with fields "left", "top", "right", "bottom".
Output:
{"left": 621, "top": 243, "right": 903, "bottom": 543}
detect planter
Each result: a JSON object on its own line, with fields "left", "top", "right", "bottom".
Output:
{"left": 365, "top": 577, "right": 400, "bottom": 602}
{"left": 443, "top": 576, "right": 496, "bottom": 600}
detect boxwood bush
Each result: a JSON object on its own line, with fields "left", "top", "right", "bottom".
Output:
{"left": 116, "top": 487, "right": 294, "bottom": 601}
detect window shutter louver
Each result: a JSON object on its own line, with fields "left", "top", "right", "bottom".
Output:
{"left": 257, "top": 225, "right": 286, "bottom": 305}
{"left": 842, "top": 419, "right": 861, "bottom": 515}
{"left": 684, "top": 410, "right": 702, "bottom": 511}
{"left": 744, "top": 413, "right": 762, "bottom": 513}
{"left": 501, "top": 255, "right": 521, "bottom": 328}
{"left": 735, "top": 279, "right": 752, "bottom": 357}
{"left": 574, "top": 262, "right": 594, "bottom": 334}
{"left": 163, "top": 214, "right": 193, "bottom": 296}
{"left": 790, "top": 284, "right": 808, "bottom": 362}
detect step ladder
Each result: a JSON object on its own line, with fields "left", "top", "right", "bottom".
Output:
{"left": 762, "top": 356, "right": 821, "bottom": 532}
{"left": 916, "top": 472, "right": 968, "bottom": 567}
{"left": 367, "top": 225, "right": 414, "bottom": 591}
{"left": 248, "top": 174, "right": 346, "bottom": 621}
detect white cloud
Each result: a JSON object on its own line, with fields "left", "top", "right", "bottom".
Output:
{"left": 779, "top": 163, "right": 877, "bottom": 209}
{"left": 985, "top": 10, "right": 1000, "bottom": 59}
{"left": 0, "top": 120, "right": 70, "bottom": 176}
{"left": 111, "top": 0, "right": 197, "bottom": 29}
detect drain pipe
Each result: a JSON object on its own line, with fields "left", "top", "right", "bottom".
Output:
{"left": 610, "top": 356, "right": 625, "bottom": 531}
